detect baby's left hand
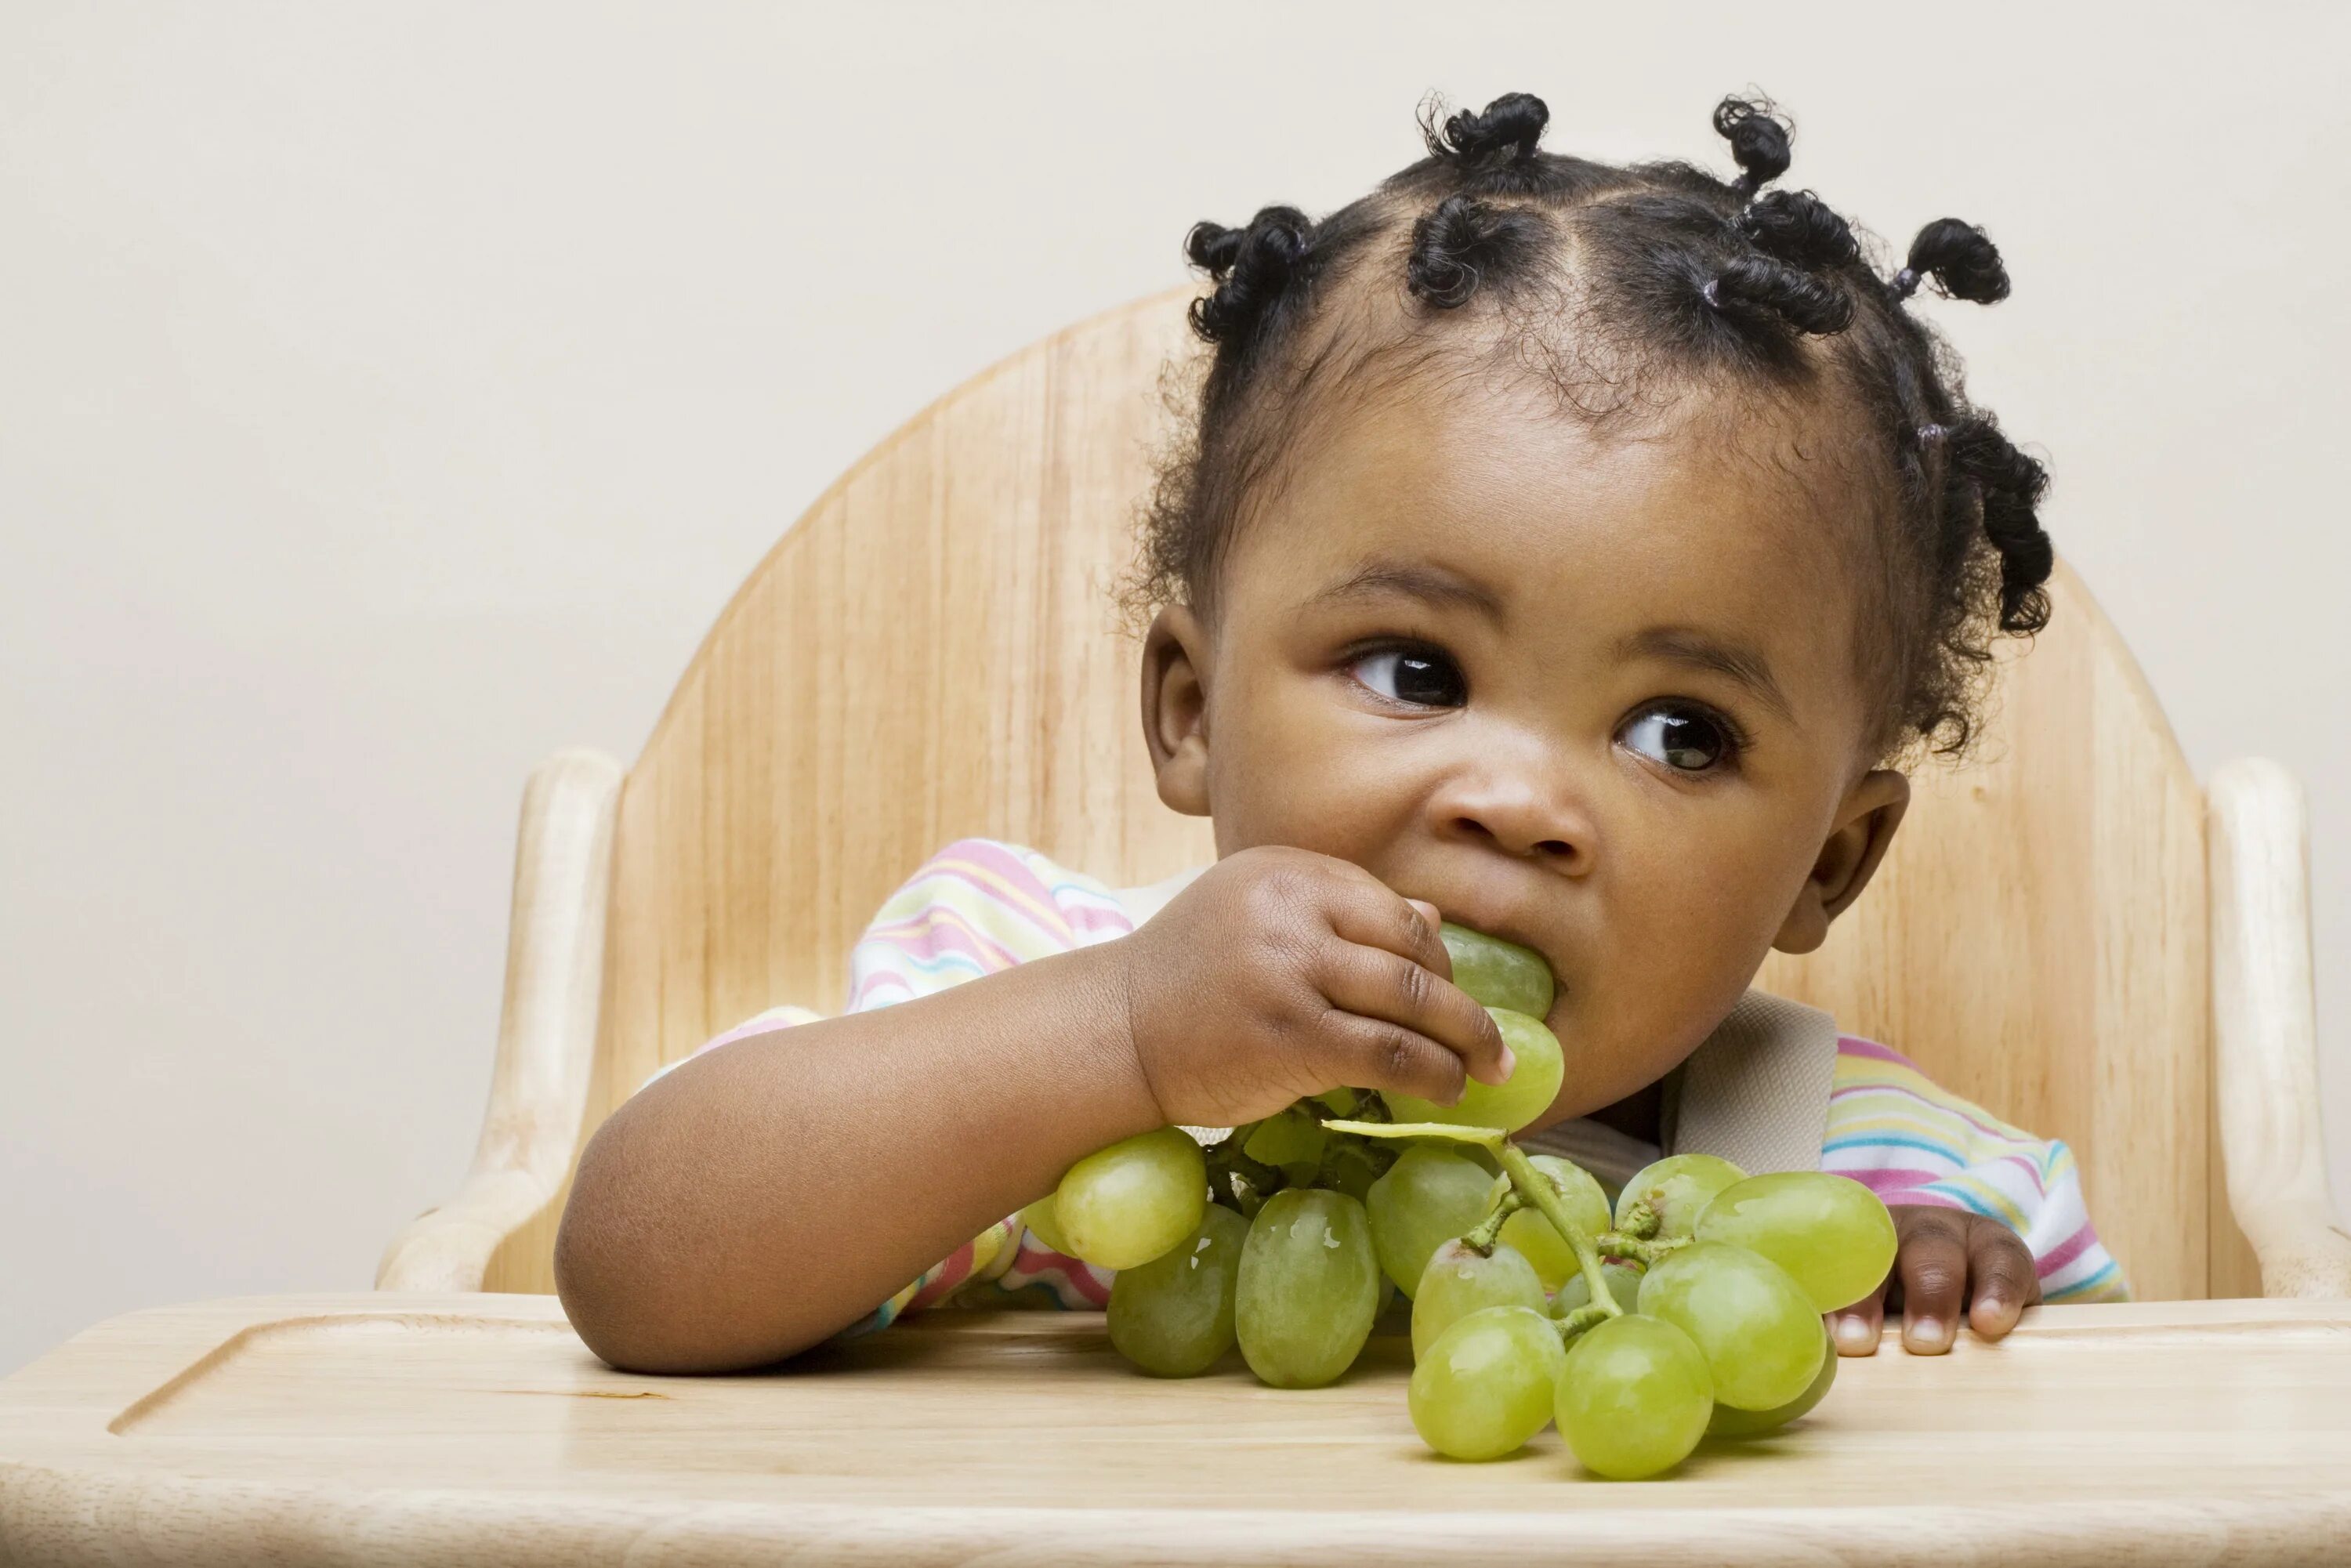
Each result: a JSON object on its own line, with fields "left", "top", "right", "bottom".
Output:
{"left": 1829, "top": 1205, "right": 2041, "bottom": 1356}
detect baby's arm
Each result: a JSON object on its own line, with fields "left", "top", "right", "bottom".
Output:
{"left": 556, "top": 940, "right": 1154, "bottom": 1371}
{"left": 553, "top": 847, "right": 1508, "bottom": 1372}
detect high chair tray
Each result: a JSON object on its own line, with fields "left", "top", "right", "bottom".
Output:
{"left": 2, "top": 1293, "right": 2348, "bottom": 1566}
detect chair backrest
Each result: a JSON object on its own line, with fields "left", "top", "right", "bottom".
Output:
{"left": 486, "top": 290, "right": 2256, "bottom": 1302}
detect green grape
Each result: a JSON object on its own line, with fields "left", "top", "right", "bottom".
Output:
{"left": 1054, "top": 1126, "right": 1207, "bottom": 1271}
{"left": 1019, "top": 1195, "right": 1074, "bottom": 1255}
{"left": 1636, "top": 1241, "right": 1824, "bottom": 1410}
{"left": 1707, "top": 1322, "right": 1838, "bottom": 1436}
{"left": 1694, "top": 1171, "right": 1898, "bottom": 1313}
{"left": 1438, "top": 922, "right": 1556, "bottom": 1019}
{"left": 1553, "top": 1258, "right": 1646, "bottom": 1316}
{"left": 1614, "top": 1153, "right": 1746, "bottom": 1238}
{"left": 1366, "top": 1146, "right": 1500, "bottom": 1298}
{"left": 1235, "top": 1189, "right": 1381, "bottom": 1388}
{"left": 1241, "top": 1105, "right": 1328, "bottom": 1169}
{"left": 1554, "top": 1313, "right": 1714, "bottom": 1479}
{"left": 1493, "top": 1155, "right": 1612, "bottom": 1293}
{"left": 1408, "top": 1305, "right": 1565, "bottom": 1461}
{"left": 1382, "top": 1009, "right": 1564, "bottom": 1133}
{"left": 1411, "top": 1239, "right": 1546, "bottom": 1359}
{"left": 1107, "top": 1204, "right": 1249, "bottom": 1378}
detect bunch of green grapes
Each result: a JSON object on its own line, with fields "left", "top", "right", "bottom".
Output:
{"left": 1414, "top": 1150, "right": 1889, "bottom": 1477}
{"left": 1026, "top": 923, "right": 1897, "bottom": 1481}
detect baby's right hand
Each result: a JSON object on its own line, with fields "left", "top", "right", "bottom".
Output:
{"left": 1112, "top": 846, "right": 1512, "bottom": 1128}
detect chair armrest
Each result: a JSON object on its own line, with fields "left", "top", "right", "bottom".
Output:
{"left": 2208, "top": 757, "right": 2351, "bottom": 1298}
{"left": 375, "top": 748, "right": 622, "bottom": 1292}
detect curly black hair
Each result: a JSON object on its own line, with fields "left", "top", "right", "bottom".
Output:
{"left": 1130, "top": 89, "right": 2052, "bottom": 762}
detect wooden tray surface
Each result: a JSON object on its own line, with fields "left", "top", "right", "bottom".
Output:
{"left": 3, "top": 1293, "right": 2349, "bottom": 1566}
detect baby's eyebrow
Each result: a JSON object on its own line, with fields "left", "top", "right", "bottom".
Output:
{"left": 1309, "top": 560, "right": 1505, "bottom": 624}
{"left": 1614, "top": 626, "right": 1796, "bottom": 725}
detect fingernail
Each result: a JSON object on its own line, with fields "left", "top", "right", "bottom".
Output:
{"left": 1494, "top": 1046, "right": 1517, "bottom": 1082}
{"left": 1833, "top": 1314, "right": 1875, "bottom": 1354}
{"left": 1907, "top": 1316, "right": 1950, "bottom": 1352}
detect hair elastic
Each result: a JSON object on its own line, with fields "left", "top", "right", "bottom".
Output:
{"left": 1890, "top": 266, "right": 1922, "bottom": 300}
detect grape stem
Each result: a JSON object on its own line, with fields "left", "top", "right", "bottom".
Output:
{"left": 1461, "top": 1192, "right": 1523, "bottom": 1256}
{"left": 1594, "top": 1230, "right": 1690, "bottom": 1267}
{"left": 1617, "top": 1199, "right": 1662, "bottom": 1240}
{"left": 1553, "top": 1303, "right": 1610, "bottom": 1345}
{"left": 1317, "top": 1118, "right": 1502, "bottom": 1147}
{"left": 1313, "top": 1119, "right": 1625, "bottom": 1317}
{"left": 1493, "top": 1142, "right": 1623, "bottom": 1318}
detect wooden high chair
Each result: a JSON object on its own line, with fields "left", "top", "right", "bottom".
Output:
{"left": 375, "top": 291, "right": 2349, "bottom": 1307}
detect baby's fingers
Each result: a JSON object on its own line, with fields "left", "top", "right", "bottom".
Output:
{"left": 1320, "top": 1011, "right": 1473, "bottom": 1107}
{"left": 1964, "top": 1218, "right": 2042, "bottom": 1341}
{"left": 1317, "top": 940, "right": 1509, "bottom": 1090}
{"left": 1829, "top": 1284, "right": 1886, "bottom": 1357}
{"left": 1891, "top": 1207, "right": 1971, "bottom": 1354}
{"left": 1317, "top": 869, "right": 1454, "bottom": 978}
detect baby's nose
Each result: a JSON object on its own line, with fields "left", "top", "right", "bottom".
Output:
{"left": 1436, "top": 772, "right": 1594, "bottom": 874}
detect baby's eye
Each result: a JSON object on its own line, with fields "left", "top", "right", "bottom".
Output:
{"left": 1350, "top": 647, "right": 1467, "bottom": 709}
{"left": 1618, "top": 702, "right": 1737, "bottom": 773}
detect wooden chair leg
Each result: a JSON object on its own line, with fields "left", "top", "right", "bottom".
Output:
{"left": 2208, "top": 757, "right": 2351, "bottom": 1298}
{"left": 375, "top": 748, "right": 621, "bottom": 1293}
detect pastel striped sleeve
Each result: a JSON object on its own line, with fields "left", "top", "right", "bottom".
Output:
{"left": 1821, "top": 1036, "right": 2128, "bottom": 1303}
{"left": 828, "top": 838, "right": 1135, "bottom": 1332}
{"left": 843, "top": 837, "right": 1136, "bottom": 1012}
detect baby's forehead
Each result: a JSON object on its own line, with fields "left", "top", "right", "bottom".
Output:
{"left": 1233, "top": 371, "right": 1877, "bottom": 704}
{"left": 1286, "top": 369, "right": 1873, "bottom": 595}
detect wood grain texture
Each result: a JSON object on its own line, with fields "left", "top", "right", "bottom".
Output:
{"left": 2208, "top": 759, "right": 2351, "bottom": 1296}
{"left": 433, "top": 288, "right": 2295, "bottom": 1303}
{"left": 6, "top": 1295, "right": 2351, "bottom": 1567}
{"left": 375, "top": 749, "right": 620, "bottom": 1292}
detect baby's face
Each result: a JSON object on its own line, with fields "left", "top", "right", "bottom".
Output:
{"left": 1143, "top": 377, "right": 1908, "bottom": 1126}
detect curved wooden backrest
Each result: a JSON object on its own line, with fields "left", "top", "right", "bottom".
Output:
{"left": 487, "top": 290, "right": 2255, "bottom": 1302}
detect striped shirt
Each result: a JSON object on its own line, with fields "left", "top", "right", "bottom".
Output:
{"left": 650, "top": 838, "right": 2126, "bottom": 1335}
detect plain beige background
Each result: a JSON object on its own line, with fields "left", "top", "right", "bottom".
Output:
{"left": 3, "top": 2, "right": 2344, "bottom": 1375}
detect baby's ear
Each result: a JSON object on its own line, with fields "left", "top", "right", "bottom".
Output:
{"left": 1772, "top": 770, "right": 1910, "bottom": 954}
{"left": 1140, "top": 607, "right": 1213, "bottom": 817}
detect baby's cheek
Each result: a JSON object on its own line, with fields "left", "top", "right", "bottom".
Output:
{"left": 1211, "top": 716, "right": 1427, "bottom": 866}
{"left": 1570, "top": 865, "right": 1788, "bottom": 1095}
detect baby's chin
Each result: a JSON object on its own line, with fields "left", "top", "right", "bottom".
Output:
{"left": 1523, "top": 1087, "right": 1625, "bottom": 1133}
{"left": 1523, "top": 1014, "right": 1683, "bottom": 1132}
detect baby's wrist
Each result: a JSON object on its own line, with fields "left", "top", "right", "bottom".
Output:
{"left": 1054, "top": 937, "right": 1172, "bottom": 1135}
